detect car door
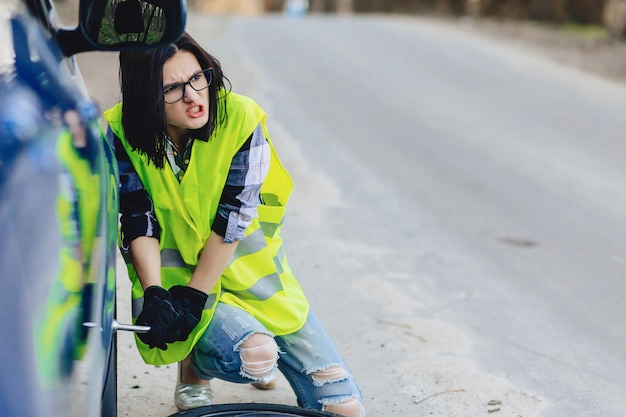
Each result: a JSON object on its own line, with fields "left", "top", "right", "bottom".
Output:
{"left": 0, "top": 0, "right": 186, "bottom": 416}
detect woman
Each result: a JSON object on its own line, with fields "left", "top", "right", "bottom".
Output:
{"left": 103, "top": 33, "right": 364, "bottom": 417}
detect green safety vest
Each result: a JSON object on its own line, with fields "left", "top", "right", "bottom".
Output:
{"left": 104, "top": 92, "right": 309, "bottom": 365}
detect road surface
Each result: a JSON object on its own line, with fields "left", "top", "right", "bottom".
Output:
{"left": 79, "top": 11, "right": 626, "bottom": 417}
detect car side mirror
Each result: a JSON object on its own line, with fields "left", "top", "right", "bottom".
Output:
{"left": 56, "top": 0, "right": 186, "bottom": 56}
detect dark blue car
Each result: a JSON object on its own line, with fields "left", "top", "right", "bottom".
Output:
{"left": 0, "top": 1, "right": 185, "bottom": 416}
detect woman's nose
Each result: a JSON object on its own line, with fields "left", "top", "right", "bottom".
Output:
{"left": 182, "top": 85, "right": 200, "bottom": 102}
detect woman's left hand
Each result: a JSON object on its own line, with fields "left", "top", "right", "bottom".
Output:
{"left": 169, "top": 285, "right": 209, "bottom": 341}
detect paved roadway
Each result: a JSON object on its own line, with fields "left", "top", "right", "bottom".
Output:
{"left": 80, "top": 11, "right": 626, "bottom": 417}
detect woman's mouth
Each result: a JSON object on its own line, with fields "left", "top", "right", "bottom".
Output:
{"left": 187, "top": 105, "right": 205, "bottom": 118}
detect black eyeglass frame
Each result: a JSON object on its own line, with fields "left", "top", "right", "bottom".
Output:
{"left": 163, "top": 68, "right": 213, "bottom": 104}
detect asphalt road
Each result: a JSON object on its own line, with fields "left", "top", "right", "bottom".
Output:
{"left": 80, "top": 12, "right": 626, "bottom": 417}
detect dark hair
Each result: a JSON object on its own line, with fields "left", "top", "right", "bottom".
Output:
{"left": 119, "top": 33, "right": 230, "bottom": 168}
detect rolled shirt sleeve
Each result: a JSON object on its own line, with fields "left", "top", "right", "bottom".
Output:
{"left": 212, "top": 123, "right": 270, "bottom": 243}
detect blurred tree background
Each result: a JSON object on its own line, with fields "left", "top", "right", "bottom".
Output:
{"left": 259, "top": 0, "right": 626, "bottom": 40}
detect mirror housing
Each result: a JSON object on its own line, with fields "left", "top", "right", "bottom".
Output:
{"left": 57, "top": 0, "right": 186, "bottom": 56}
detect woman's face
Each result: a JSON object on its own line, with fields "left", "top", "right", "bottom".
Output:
{"left": 162, "top": 50, "right": 210, "bottom": 139}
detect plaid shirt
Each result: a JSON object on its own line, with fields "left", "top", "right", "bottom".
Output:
{"left": 109, "top": 123, "right": 270, "bottom": 248}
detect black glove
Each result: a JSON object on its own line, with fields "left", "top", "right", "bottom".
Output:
{"left": 136, "top": 286, "right": 180, "bottom": 350}
{"left": 169, "top": 285, "right": 208, "bottom": 342}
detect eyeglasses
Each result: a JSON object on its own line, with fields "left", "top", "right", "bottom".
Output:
{"left": 163, "top": 68, "right": 213, "bottom": 104}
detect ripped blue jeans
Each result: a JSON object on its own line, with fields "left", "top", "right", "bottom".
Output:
{"left": 189, "top": 302, "right": 364, "bottom": 415}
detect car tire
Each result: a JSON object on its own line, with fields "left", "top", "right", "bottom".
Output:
{"left": 101, "top": 330, "right": 117, "bottom": 417}
{"left": 167, "top": 403, "right": 341, "bottom": 417}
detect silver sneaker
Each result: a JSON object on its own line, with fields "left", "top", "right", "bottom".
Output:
{"left": 174, "top": 360, "right": 212, "bottom": 411}
{"left": 251, "top": 374, "right": 278, "bottom": 391}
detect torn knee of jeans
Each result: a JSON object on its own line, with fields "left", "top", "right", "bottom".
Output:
{"left": 321, "top": 396, "right": 365, "bottom": 417}
{"left": 309, "top": 365, "right": 350, "bottom": 387}
{"left": 238, "top": 334, "right": 279, "bottom": 380}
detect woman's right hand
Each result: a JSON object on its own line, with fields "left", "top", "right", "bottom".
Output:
{"left": 136, "top": 286, "right": 181, "bottom": 350}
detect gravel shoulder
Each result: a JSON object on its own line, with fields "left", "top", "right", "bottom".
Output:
{"left": 456, "top": 16, "right": 626, "bottom": 83}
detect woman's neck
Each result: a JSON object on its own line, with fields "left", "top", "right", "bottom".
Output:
{"left": 167, "top": 126, "right": 190, "bottom": 153}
